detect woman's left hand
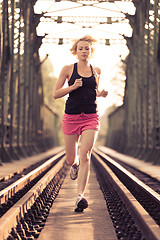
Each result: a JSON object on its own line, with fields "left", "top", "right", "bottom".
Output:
{"left": 97, "top": 89, "right": 108, "bottom": 97}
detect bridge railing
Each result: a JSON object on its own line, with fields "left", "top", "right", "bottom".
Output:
{"left": 106, "top": 1, "right": 160, "bottom": 164}
{"left": 0, "top": 1, "right": 58, "bottom": 163}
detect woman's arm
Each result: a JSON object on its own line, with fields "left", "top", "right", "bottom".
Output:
{"left": 53, "top": 65, "right": 82, "bottom": 99}
{"left": 94, "top": 67, "right": 108, "bottom": 98}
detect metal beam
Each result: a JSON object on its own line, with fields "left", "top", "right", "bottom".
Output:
{"left": 43, "top": 37, "right": 126, "bottom": 45}
{"left": 42, "top": 15, "right": 128, "bottom": 24}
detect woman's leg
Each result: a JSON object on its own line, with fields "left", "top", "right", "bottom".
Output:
{"left": 64, "top": 134, "right": 79, "bottom": 166}
{"left": 77, "top": 129, "right": 98, "bottom": 195}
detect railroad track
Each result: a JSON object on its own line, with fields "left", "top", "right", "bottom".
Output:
{"left": 0, "top": 150, "right": 68, "bottom": 240}
{"left": 92, "top": 147, "right": 160, "bottom": 240}
{"left": 1, "top": 147, "right": 160, "bottom": 240}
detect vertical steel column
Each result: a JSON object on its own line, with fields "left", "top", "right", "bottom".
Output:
{"left": 135, "top": 13, "right": 143, "bottom": 156}
{"left": 22, "top": 1, "right": 27, "bottom": 150}
{"left": 16, "top": 0, "right": 26, "bottom": 156}
{"left": 19, "top": 1, "right": 25, "bottom": 153}
{"left": 145, "top": 1, "right": 151, "bottom": 157}
{"left": 27, "top": 3, "right": 38, "bottom": 152}
{"left": 30, "top": 51, "right": 35, "bottom": 148}
{"left": 127, "top": 3, "right": 139, "bottom": 155}
{"left": 141, "top": 2, "right": 149, "bottom": 157}
{"left": 27, "top": 3, "right": 32, "bottom": 150}
{"left": 0, "top": 3, "right": 1, "bottom": 72}
{"left": 135, "top": 0, "right": 147, "bottom": 157}
{"left": 157, "top": 21, "right": 160, "bottom": 153}
{"left": 30, "top": 12, "right": 43, "bottom": 152}
{"left": 29, "top": 44, "right": 35, "bottom": 149}
{"left": 8, "top": 0, "right": 18, "bottom": 159}
{"left": 0, "top": 0, "right": 12, "bottom": 162}
{"left": 24, "top": 3, "right": 30, "bottom": 151}
{"left": 17, "top": 0, "right": 21, "bottom": 150}
{"left": 152, "top": 0, "right": 159, "bottom": 162}
{"left": 132, "top": 33, "right": 138, "bottom": 154}
{"left": 144, "top": 0, "right": 159, "bottom": 161}
{"left": 123, "top": 36, "right": 134, "bottom": 154}
{"left": 0, "top": 0, "right": 5, "bottom": 163}
{"left": 139, "top": 1, "right": 146, "bottom": 155}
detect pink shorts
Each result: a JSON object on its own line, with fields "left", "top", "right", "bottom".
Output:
{"left": 62, "top": 112, "right": 100, "bottom": 135}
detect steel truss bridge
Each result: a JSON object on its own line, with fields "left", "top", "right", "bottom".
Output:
{"left": 0, "top": 0, "right": 160, "bottom": 164}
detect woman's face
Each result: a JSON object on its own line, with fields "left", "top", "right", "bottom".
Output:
{"left": 76, "top": 41, "right": 92, "bottom": 61}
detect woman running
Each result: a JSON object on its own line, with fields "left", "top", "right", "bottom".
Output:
{"left": 53, "top": 35, "right": 108, "bottom": 212}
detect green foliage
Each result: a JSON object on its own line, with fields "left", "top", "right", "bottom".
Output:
{"left": 40, "top": 57, "right": 65, "bottom": 145}
{"left": 41, "top": 57, "right": 65, "bottom": 115}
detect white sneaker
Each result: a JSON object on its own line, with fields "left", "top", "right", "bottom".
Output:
{"left": 70, "top": 164, "right": 79, "bottom": 180}
{"left": 75, "top": 194, "right": 88, "bottom": 212}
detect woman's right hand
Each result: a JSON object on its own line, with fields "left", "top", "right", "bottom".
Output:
{"left": 72, "top": 78, "right": 83, "bottom": 90}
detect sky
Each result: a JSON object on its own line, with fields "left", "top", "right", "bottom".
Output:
{"left": 34, "top": 0, "right": 135, "bottom": 116}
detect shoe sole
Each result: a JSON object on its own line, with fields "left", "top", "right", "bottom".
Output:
{"left": 70, "top": 172, "right": 78, "bottom": 180}
{"left": 75, "top": 207, "right": 84, "bottom": 212}
{"left": 77, "top": 198, "right": 88, "bottom": 210}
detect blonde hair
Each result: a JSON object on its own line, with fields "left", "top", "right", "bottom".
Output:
{"left": 70, "top": 35, "right": 97, "bottom": 56}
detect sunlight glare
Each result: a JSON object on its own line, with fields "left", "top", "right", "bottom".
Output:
{"left": 36, "top": 0, "right": 134, "bottom": 116}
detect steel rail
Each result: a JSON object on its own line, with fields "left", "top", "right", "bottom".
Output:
{"left": 0, "top": 155, "right": 66, "bottom": 240}
{"left": 0, "top": 150, "right": 65, "bottom": 205}
{"left": 94, "top": 148, "right": 160, "bottom": 203}
{"left": 92, "top": 149, "right": 160, "bottom": 240}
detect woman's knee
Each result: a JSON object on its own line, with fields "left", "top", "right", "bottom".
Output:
{"left": 80, "top": 151, "right": 90, "bottom": 163}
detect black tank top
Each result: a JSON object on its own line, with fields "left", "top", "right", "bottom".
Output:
{"left": 65, "top": 63, "right": 98, "bottom": 114}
